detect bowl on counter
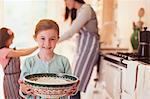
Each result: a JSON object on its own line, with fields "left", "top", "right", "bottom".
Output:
{"left": 24, "top": 73, "right": 79, "bottom": 98}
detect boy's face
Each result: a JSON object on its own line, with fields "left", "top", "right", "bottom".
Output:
{"left": 34, "top": 29, "right": 59, "bottom": 52}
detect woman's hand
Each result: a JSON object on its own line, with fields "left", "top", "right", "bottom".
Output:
{"left": 18, "top": 80, "right": 34, "bottom": 95}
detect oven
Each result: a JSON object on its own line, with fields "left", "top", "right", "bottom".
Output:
{"left": 100, "top": 57, "right": 123, "bottom": 99}
{"left": 99, "top": 53, "right": 148, "bottom": 99}
{"left": 135, "top": 63, "right": 150, "bottom": 99}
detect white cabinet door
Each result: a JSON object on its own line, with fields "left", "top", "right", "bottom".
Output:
{"left": 100, "top": 59, "right": 122, "bottom": 99}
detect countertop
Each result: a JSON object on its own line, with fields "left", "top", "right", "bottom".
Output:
{"left": 100, "top": 47, "right": 128, "bottom": 53}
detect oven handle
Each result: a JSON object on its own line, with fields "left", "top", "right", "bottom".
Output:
{"left": 104, "top": 57, "right": 127, "bottom": 68}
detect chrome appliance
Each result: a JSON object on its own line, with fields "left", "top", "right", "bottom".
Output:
{"left": 138, "top": 27, "right": 150, "bottom": 59}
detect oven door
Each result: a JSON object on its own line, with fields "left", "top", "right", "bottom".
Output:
{"left": 100, "top": 57, "right": 123, "bottom": 99}
{"left": 137, "top": 66, "right": 150, "bottom": 99}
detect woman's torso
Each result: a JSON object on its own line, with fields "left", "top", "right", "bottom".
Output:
{"left": 77, "top": 4, "right": 98, "bottom": 34}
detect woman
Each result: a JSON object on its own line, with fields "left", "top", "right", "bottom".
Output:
{"left": 60, "top": 0, "right": 100, "bottom": 99}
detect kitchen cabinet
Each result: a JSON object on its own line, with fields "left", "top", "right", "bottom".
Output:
{"left": 100, "top": 56, "right": 122, "bottom": 99}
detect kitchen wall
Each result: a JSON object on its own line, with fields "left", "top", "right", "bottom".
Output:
{"left": 100, "top": 0, "right": 117, "bottom": 46}
{"left": 145, "top": 0, "right": 150, "bottom": 27}
{"left": 116, "top": 0, "right": 149, "bottom": 51}
{"left": 1, "top": 0, "right": 150, "bottom": 51}
{"left": 0, "top": 0, "right": 4, "bottom": 26}
{"left": 100, "top": 0, "right": 150, "bottom": 51}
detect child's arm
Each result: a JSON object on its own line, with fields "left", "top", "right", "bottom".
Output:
{"left": 7, "top": 46, "right": 38, "bottom": 58}
{"left": 19, "top": 57, "right": 33, "bottom": 98}
{"left": 62, "top": 57, "right": 80, "bottom": 96}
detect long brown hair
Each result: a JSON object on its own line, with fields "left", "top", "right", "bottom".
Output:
{"left": 0, "top": 27, "right": 14, "bottom": 49}
{"left": 64, "top": 0, "right": 85, "bottom": 23}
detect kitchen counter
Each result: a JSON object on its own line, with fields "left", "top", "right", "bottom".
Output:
{"left": 100, "top": 47, "right": 128, "bottom": 53}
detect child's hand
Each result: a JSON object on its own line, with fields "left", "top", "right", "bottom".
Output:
{"left": 67, "top": 80, "right": 80, "bottom": 96}
{"left": 18, "top": 80, "right": 34, "bottom": 95}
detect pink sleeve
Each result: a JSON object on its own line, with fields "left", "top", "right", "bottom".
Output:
{"left": 0, "top": 48, "right": 11, "bottom": 59}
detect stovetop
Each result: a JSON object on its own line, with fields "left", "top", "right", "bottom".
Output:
{"left": 108, "top": 52, "right": 150, "bottom": 64}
